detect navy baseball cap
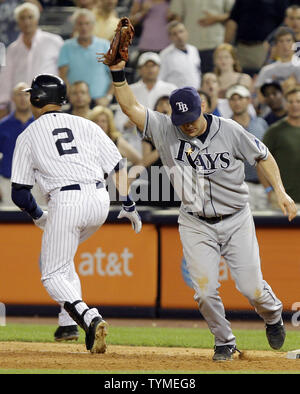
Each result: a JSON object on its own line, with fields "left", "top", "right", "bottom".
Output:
{"left": 170, "top": 87, "right": 201, "bottom": 126}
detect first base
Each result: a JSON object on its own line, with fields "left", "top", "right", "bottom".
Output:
{"left": 286, "top": 350, "right": 300, "bottom": 359}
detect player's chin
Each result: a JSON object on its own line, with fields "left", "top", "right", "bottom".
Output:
{"left": 182, "top": 129, "right": 199, "bottom": 137}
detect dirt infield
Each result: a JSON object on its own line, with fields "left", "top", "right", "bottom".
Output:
{"left": 0, "top": 341, "right": 300, "bottom": 372}
{"left": 1, "top": 318, "right": 300, "bottom": 372}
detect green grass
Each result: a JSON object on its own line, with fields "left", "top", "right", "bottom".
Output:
{"left": 1, "top": 323, "right": 300, "bottom": 374}
{"left": 0, "top": 323, "right": 300, "bottom": 352}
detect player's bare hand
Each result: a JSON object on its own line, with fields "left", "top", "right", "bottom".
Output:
{"left": 276, "top": 192, "right": 298, "bottom": 221}
{"left": 117, "top": 204, "right": 142, "bottom": 233}
{"left": 96, "top": 53, "right": 126, "bottom": 70}
{"left": 109, "top": 60, "right": 126, "bottom": 71}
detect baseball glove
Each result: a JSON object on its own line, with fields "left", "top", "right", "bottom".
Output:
{"left": 97, "top": 17, "right": 134, "bottom": 66}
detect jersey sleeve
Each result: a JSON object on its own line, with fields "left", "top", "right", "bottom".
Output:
{"left": 142, "top": 108, "right": 171, "bottom": 148}
{"left": 96, "top": 126, "right": 122, "bottom": 174}
{"left": 229, "top": 120, "right": 269, "bottom": 165}
{"left": 11, "top": 133, "right": 35, "bottom": 186}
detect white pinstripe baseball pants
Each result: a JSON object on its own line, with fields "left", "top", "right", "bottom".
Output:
{"left": 40, "top": 184, "right": 110, "bottom": 328}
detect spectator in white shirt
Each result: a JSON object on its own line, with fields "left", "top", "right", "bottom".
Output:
{"left": 114, "top": 52, "right": 177, "bottom": 155}
{"left": 201, "top": 72, "right": 257, "bottom": 119}
{"left": 159, "top": 20, "right": 201, "bottom": 90}
{"left": 0, "top": 2, "right": 63, "bottom": 120}
{"left": 169, "top": 0, "right": 234, "bottom": 74}
{"left": 255, "top": 27, "right": 300, "bottom": 94}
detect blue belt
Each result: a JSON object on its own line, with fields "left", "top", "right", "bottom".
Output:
{"left": 60, "top": 181, "right": 104, "bottom": 191}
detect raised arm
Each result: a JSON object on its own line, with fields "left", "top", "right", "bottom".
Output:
{"left": 109, "top": 61, "right": 147, "bottom": 132}
{"left": 257, "top": 153, "right": 298, "bottom": 221}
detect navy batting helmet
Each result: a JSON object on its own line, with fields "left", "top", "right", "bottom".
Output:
{"left": 24, "top": 74, "right": 67, "bottom": 108}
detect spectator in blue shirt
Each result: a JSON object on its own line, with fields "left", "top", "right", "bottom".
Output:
{"left": 0, "top": 81, "right": 47, "bottom": 208}
{"left": 0, "top": 82, "right": 34, "bottom": 206}
{"left": 58, "top": 8, "right": 113, "bottom": 107}
{"left": 227, "top": 84, "right": 269, "bottom": 211}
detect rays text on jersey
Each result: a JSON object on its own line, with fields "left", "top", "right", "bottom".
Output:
{"left": 175, "top": 139, "right": 230, "bottom": 173}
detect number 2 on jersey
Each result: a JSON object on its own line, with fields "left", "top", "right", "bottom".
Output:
{"left": 52, "top": 128, "right": 79, "bottom": 156}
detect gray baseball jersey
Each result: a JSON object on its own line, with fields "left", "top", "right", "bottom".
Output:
{"left": 142, "top": 109, "right": 283, "bottom": 348}
{"left": 143, "top": 110, "right": 268, "bottom": 215}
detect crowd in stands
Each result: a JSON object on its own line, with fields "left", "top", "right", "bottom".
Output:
{"left": 0, "top": 0, "right": 300, "bottom": 212}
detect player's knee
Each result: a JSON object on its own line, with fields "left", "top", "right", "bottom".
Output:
{"left": 41, "top": 261, "right": 70, "bottom": 281}
{"left": 238, "top": 283, "right": 262, "bottom": 301}
{"left": 193, "top": 281, "right": 219, "bottom": 302}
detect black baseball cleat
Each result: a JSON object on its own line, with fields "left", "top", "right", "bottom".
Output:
{"left": 266, "top": 319, "right": 286, "bottom": 350}
{"left": 85, "top": 317, "right": 108, "bottom": 354}
{"left": 212, "top": 345, "right": 241, "bottom": 361}
{"left": 54, "top": 325, "right": 79, "bottom": 342}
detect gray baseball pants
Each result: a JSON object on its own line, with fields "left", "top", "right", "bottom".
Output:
{"left": 178, "top": 204, "right": 283, "bottom": 346}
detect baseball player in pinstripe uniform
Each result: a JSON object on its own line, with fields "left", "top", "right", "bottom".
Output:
{"left": 11, "top": 74, "right": 142, "bottom": 353}
{"left": 108, "top": 60, "right": 298, "bottom": 361}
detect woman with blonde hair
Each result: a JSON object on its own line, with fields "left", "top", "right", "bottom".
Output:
{"left": 214, "top": 43, "right": 253, "bottom": 98}
{"left": 88, "top": 106, "right": 142, "bottom": 165}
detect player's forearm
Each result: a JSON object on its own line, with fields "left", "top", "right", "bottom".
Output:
{"left": 11, "top": 183, "right": 43, "bottom": 219}
{"left": 256, "top": 154, "right": 286, "bottom": 195}
{"left": 256, "top": 163, "right": 271, "bottom": 187}
{"left": 113, "top": 79, "right": 139, "bottom": 116}
{"left": 112, "top": 167, "right": 129, "bottom": 196}
{"left": 112, "top": 166, "right": 136, "bottom": 206}
{"left": 257, "top": 154, "right": 297, "bottom": 221}
{"left": 111, "top": 69, "right": 146, "bottom": 131}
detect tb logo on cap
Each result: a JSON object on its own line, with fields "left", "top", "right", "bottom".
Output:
{"left": 176, "top": 102, "right": 189, "bottom": 113}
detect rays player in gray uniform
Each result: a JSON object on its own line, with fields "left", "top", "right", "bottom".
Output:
{"left": 10, "top": 74, "right": 142, "bottom": 353}
{"left": 108, "top": 60, "right": 297, "bottom": 361}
